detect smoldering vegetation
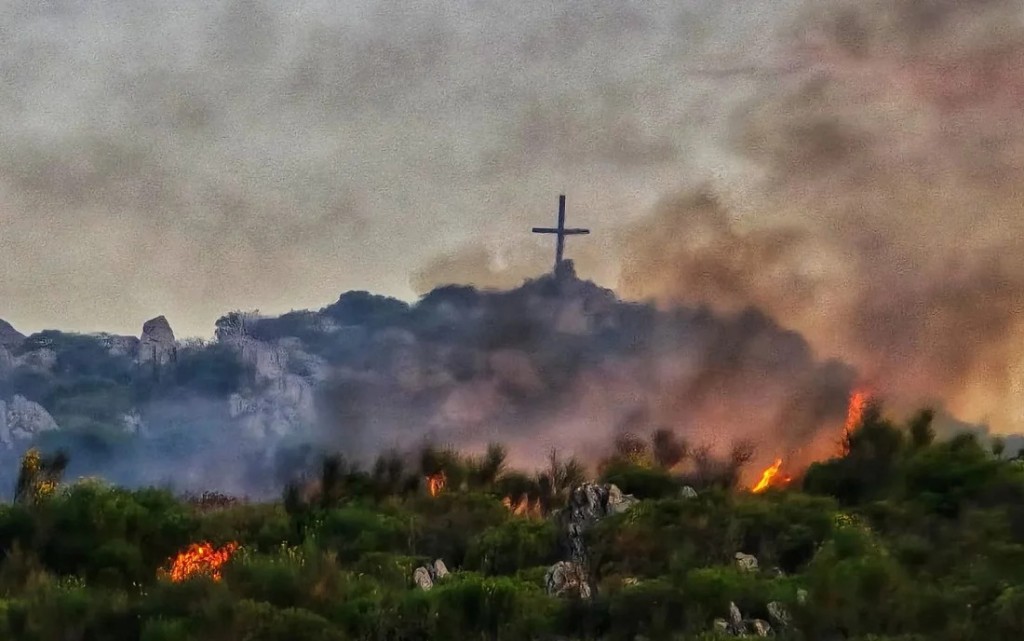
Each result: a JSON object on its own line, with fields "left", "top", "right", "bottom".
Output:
{"left": 0, "top": 266, "right": 858, "bottom": 497}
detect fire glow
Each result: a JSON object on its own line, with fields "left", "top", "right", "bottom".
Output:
{"left": 749, "top": 387, "right": 874, "bottom": 493}
{"left": 426, "top": 472, "right": 447, "bottom": 497}
{"left": 751, "top": 458, "right": 784, "bottom": 494}
{"left": 165, "top": 541, "right": 239, "bottom": 582}
{"left": 844, "top": 388, "right": 871, "bottom": 438}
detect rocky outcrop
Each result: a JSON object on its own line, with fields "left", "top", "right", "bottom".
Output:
{"left": 138, "top": 316, "right": 177, "bottom": 366}
{"left": 0, "top": 396, "right": 59, "bottom": 447}
{"left": 714, "top": 601, "right": 772, "bottom": 637}
{"left": 228, "top": 373, "right": 316, "bottom": 440}
{"left": 412, "top": 559, "right": 450, "bottom": 591}
{"left": 96, "top": 333, "right": 140, "bottom": 358}
{"left": 545, "top": 482, "right": 639, "bottom": 600}
{"left": 560, "top": 483, "right": 639, "bottom": 566}
{"left": 0, "top": 319, "right": 25, "bottom": 350}
{"left": 767, "top": 601, "right": 791, "bottom": 630}
{"left": 735, "top": 552, "right": 759, "bottom": 572}
{"left": 545, "top": 561, "right": 591, "bottom": 599}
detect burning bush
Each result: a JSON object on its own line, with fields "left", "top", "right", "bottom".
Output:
{"left": 164, "top": 541, "right": 239, "bottom": 582}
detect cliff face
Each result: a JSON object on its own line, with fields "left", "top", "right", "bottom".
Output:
{"left": 0, "top": 396, "right": 59, "bottom": 448}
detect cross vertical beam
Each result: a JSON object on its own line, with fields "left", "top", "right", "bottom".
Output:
{"left": 532, "top": 194, "right": 590, "bottom": 272}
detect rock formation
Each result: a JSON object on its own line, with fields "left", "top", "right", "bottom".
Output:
{"left": 544, "top": 560, "right": 591, "bottom": 599}
{"left": 0, "top": 396, "right": 59, "bottom": 448}
{"left": 0, "top": 319, "right": 25, "bottom": 350}
{"left": 544, "top": 482, "right": 639, "bottom": 599}
{"left": 559, "top": 482, "right": 639, "bottom": 567}
{"left": 412, "top": 558, "right": 450, "bottom": 591}
{"left": 735, "top": 552, "right": 759, "bottom": 572}
{"left": 714, "top": 601, "right": 772, "bottom": 637}
{"left": 137, "top": 316, "right": 177, "bottom": 366}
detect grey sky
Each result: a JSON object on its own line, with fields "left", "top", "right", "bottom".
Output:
{"left": 0, "top": 0, "right": 791, "bottom": 338}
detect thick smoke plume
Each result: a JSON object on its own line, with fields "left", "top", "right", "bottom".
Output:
{"left": 619, "top": 0, "right": 1024, "bottom": 434}
{"left": 418, "top": 1, "right": 1024, "bottom": 435}
{"left": 296, "top": 266, "right": 856, "bottom": 484}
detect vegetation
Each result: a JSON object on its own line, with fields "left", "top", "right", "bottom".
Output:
{"left": 0, "top": 405, "right": 1022, "bottom": 640}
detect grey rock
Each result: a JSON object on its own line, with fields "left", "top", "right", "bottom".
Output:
{"left": 0, "top": 396, "right": 59, "bottom": 448}
{"left": 728, "top": 602, "right": 743, "bottom": 631}
{"left": 749, "top": 619, "right": 772, "bottom": 637}
{"left": 545, "top": 561, "right": 591, "bottom": 599}
{"left": 560, "top": 483, "right": 638, "bottom": 567}
{"left": 713, "top": 619, "right": 729, "bottom": 633}
{"left": 680, "top": 485, "right": 698, "bottom": 499}
{"left": 413, "top": 566, "right": 433, "bottom": 591}
{"left": 734, "top": 552, "right": 759, "bottom": 572}
{"left": 767, "top": 601, "right": 791, "bottom": 629}
{"left": 431, "top": 559, "right": 449, "bottom": 580}
{"left": 138, "top": 316, "right": 176, "bottom": 365}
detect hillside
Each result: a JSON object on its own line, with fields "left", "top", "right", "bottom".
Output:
{"left": 0, "top": 262, "right": 866, "bottom": 498}
{"left": 1, "top": 408, "right": 1024, "bottom": 640}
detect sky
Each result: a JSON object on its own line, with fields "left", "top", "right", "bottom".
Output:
{"left": 5, "top": 0, "right": 1024, "bottom": 436}
{"left": 0, "top": 0, "right": 787, "bottom": 339}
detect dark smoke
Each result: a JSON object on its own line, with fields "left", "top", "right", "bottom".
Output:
{"left": 307, "top": 265, "right": 856, "bottom": 478}
{"left": 616, "top": 0, "right": 1024, "bottom": 435}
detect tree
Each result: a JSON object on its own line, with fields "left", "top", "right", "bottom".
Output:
{"left": 14, "top": 448, "right": 68, "bottom": 506}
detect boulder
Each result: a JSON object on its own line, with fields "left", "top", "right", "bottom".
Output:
{"left": 680, "top": 485, "right": 698, "bottom": 499}
{"left": 412, "top": 558, "right": 450, "bottom": 591}
{"left": 767, "top": 601, "right": 791, "bottom": 629}
{"left": 413, "top": 566, "right": 433, "bottom": 591}
{"left": 727, "top": 601, "right": 743, "bottom": 633}
{"left": 138, "top": 316, "right": 177, "bottom": 366}
{"left": 735, "top": 552, "right": 759, "bottom": 572}
{"left": 545, "top": 561, "right": 591, "bottom": 599}
{"left": 432, "top": 559, "right": 449, "bottom": 579}
{"left": 749, "top": 619, "right": 772, "bottom": 637}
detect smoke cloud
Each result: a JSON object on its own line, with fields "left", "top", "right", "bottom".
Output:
{"left": 618, "top": 0, "right": 1024, "bottom": 434}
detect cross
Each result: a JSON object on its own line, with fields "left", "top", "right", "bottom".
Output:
{"left": 532, "top": 194, "right": 590, "bottom": 272}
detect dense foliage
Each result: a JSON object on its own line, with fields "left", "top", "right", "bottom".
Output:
{"left": 0, "top": 408, "right": 1022, "bottom": 640}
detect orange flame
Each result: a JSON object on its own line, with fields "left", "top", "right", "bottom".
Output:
{"left": 752, "top": 458, "right": 784, "bottom": 493}
{"left": 502, "top": 493, "right": 543, "bottom": 518}
{"left": 426, "top": 472, "right": 446, "bottom": 497}
{"left": 166, "top": 541, "right": 239, "bottom": 582}
{"left": 844, "top": 388, "right": 871, "bottom": 436}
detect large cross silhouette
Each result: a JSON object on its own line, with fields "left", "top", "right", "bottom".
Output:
{"left": 532, "top": 194, "right": 590, "bottom": 272}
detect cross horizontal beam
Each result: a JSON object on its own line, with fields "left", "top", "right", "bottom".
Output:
{"left": 531, "top": 227, "right": 590, "bottom": 235}
{"left": 532, "top": 195, "right": 590, "bottom": 270}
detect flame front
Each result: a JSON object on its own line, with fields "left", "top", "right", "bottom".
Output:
{"left": 502, "top": 494, "right": 543, "bottom": 518}
{"left": 752, "top": 458, "right": 784, "bottom": 493}
{"left": 844, "top": 388, "right": 871, "bottom": 437}
{"left": 166, "top": 541, "right": 239, "bottom": 582}
{"left": 426, "top": 472, "right": 446, "bottom": 497}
